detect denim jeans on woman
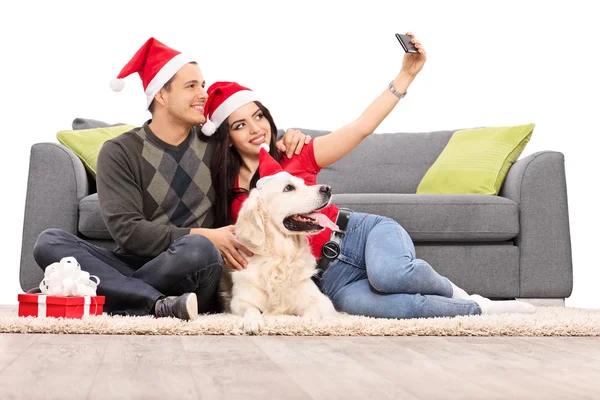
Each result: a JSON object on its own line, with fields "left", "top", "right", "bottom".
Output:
{"left": 319, "top": 212, "right": 482, "bottom": 319}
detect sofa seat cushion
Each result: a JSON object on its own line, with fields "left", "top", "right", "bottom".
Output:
{"left": 331, "top": 194, "right": 519, "bottom": 242}
{"left": 79, "top": 194, "right": 112, "bottom": 239}
{"left": 80, "top": 192, "right": 519, "bottom": 242}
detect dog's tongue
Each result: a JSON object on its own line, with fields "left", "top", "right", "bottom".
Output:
{"left": 307, "top": 213, "right": 339, "bottom": 231}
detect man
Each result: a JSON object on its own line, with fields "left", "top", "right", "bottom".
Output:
{"left": 33, "top": 38, "right": 309, "bottom": 320}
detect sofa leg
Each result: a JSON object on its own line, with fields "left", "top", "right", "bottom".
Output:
{"left": 515, "top": 298, "right": 565, "bottom": 307}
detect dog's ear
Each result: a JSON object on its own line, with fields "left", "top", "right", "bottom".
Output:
{"left": 235, "top": 190, "right": 266, "bottom": 249}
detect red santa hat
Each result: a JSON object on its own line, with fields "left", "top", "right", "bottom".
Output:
{"left": 110, "top": 37, "right": 196, "bottom": 110}
{"left": 201, "top": 81, "right": 259, "bottom": 136}
{"left": 256, "top": 144, "right": 294, "bottom": 190}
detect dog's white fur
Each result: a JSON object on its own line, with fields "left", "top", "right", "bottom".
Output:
{"left": 219, "top": 174, "right": 338, "bottom": 333}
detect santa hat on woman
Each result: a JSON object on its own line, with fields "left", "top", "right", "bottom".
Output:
{"left": 201, "top": 81, "right": 259, "bottom": 136}
{"left": 109, "top": 37, "right": 197, "bottom": 110}
{"left": 202, "top": 81, "right": 293, "bottom": 187}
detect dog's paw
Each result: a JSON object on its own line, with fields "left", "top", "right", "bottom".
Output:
{"left": 241, "top": 314, "right": 265, "bottom": 334}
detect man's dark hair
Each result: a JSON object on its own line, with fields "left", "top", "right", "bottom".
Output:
{"left": 148, "top": 61, "right": 198, "bottom": 114}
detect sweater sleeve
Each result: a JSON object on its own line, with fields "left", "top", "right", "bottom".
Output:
{"left": 96, "top": 141, "right": 190, "bottom": 257}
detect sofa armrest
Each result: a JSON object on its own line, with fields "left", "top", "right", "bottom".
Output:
{"left": 19, "top": 143, "right": 90, "bottom": 291}
{"left": 499, "top": 151, "right": 573, "bottom": 298}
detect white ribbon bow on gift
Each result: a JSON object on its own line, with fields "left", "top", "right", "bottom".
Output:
{"left": 39, "top": 257, "right": 100, "bottom": 297}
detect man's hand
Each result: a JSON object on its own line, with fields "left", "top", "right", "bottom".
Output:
{"left": 276, "top": 129, "right": 311, "bottom": 159}
{"left": 192, "top": 226, "right": 253, "bottom": 271}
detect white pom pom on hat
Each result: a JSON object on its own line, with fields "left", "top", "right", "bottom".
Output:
{"left": 110, "top": 78, "right": 125, "bottom": 92}
{"left": 259, "top": 143, "right": 270, "bottom": 153}
{"left": 202, "top": 81, "right": 259, "bottom": 137}
{"left": 201, "top": 119, "right": 217, "bottom": 136}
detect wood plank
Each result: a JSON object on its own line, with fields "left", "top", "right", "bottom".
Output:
{"left": 1, "top": 327, "right": 600, "bottom": 399}
{"left": 90, "top": 335, "right": 198, "bottom": 400}
{"left": 0, "top": 334, "right": 109, "bottom": 400}
{"left": 325, "top": 336, "right": 497, "bottom": 399}
{"left": 388, "top": 336, "right": 600, "bottom": 399}
{"left": 253, "top": 336, "right": 416, "bottom": 400}
{"left": 0, "top": 333, "right": 39, "bottom": 372}
{"left": 181, "top": 335, "right": 310, "bottom": 400}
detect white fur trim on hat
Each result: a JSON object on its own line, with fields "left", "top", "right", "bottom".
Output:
{"left": 256, "top": 171, "right": 294, "bottom": 190}
{"left": 145, "top": 53, "right": 196, "bottom": 109}
{"left": 209, "top": 90, "right": 258, "bottom": 129}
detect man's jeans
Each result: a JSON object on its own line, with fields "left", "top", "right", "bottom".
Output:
{"left": 320, "top": 213, "right": 482, "bottom": 319}
{"left": 33, "top": 229, "right": 223, "bottom": 316}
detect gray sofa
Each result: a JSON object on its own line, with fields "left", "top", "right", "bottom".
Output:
{"left": 20, "top": 127, "right": 573, "bottom": 304}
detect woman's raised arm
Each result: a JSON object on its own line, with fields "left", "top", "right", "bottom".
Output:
{"left": 313, "top": 32, "right": 427, "bottom": 168}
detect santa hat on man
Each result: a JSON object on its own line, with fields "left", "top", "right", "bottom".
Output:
{"left": 201, "top": 81, "right": 259, "bottom": 136}
{"left": 109, "top": 37, "right": 197, "bottom": 111}
{"left": 255, "top": 143, "right": 293, "bottom": 190}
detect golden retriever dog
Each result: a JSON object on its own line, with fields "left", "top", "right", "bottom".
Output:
{"left": 219, "top": 172, "right": 338, "bottom": 334}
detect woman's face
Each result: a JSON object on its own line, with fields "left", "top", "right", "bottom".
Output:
{"left": 227, "top": 102, "right": 272, "bottom": 158}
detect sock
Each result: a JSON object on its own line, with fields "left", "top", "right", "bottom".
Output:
{"left": 469, "top": 294, "right": 536, "bottom": 315}
{"left": 449, "top": 279, "right": 470, "bottom": 300}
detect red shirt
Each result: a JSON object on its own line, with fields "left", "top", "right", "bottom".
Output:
{"left": 231, "top": 140, "right": 339, "bottom": 259}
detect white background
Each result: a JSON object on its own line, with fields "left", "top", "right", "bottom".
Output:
{"left": 0, "top": 0, "right": 598, "bottom": 307}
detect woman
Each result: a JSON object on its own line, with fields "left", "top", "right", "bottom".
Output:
{"left": 201, "top": 33, "right": 535, "bottom": 319}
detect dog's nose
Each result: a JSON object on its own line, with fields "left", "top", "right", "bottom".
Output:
{"left": 320, "top": 185, "right": 332, "bottom": 196}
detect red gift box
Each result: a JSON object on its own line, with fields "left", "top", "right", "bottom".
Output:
{"left": 18, "top": 294, "right": 105, "bottom": 318}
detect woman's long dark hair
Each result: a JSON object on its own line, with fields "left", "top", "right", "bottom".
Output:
{"left": 208, "top": 101, "right": 281, "bottom": 228}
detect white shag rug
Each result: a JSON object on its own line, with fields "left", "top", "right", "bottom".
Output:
{"left": 1, "top": 307, "right": 599, "bottom": 336}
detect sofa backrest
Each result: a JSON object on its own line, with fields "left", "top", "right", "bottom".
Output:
{"left": 85, "top": 127, "right": 454, "bottom": 195}
{"left": 295, "top": 128, "right": 454, "bottom": 194}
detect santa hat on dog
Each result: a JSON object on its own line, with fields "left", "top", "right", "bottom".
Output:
{"left": 201, "top": 81, "right": 259, "bottom": 136}
{"left": 110, "top": 37, "right": 196, "bottom": 110}
{"left": 256, "top": 144, "right": 293, "bottom": 190}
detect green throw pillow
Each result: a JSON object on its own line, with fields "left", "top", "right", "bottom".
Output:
{"left": 57, "top": 124, "right": 135, "bottom": 179}
{"left": 416, "top": 123, "right": 535, "bottom": 195}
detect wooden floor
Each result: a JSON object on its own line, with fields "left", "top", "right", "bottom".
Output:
{"left": 2, "top": 308, "right": 600, "bottom": 399}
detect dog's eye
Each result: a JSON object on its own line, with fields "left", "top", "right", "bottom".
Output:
{"left": 283, "top": 184, "right": 295, "bottom": 192}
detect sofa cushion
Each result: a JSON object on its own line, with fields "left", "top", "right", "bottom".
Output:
{"left": 416, "top": 124, "right": 534, "bottom": 195}
{"left": 332, "top": 193, "right": 519, "bottom": 242}
{"left": 79, "top": 194, "right": 112, "bottom": 239}
{"left": 80, "top": 192, "right": 519, "bottom": 242}
{"left": 57, "top": 125, "right": 135, "bottom": 179}
{"left": 295, "top": 128, "right": 454, "bottom": 194}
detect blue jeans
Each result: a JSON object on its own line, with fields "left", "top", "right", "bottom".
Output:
{"left": 320, "top": 213, "right": 482, "bottom": 319}
{"left": 33, "top": 229, "right": 223, "bottom": 316}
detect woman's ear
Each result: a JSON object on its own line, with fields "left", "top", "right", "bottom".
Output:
{"left": 235, "top": 190, "right": 265, "bottom": 250}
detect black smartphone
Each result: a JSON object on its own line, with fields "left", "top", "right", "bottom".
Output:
{"left": 395, "top": 33, "right": 418, "bottom": 54}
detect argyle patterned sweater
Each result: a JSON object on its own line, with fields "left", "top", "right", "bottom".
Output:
{"left": 96, "top": 122, "right": 215, "bottom": 258}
